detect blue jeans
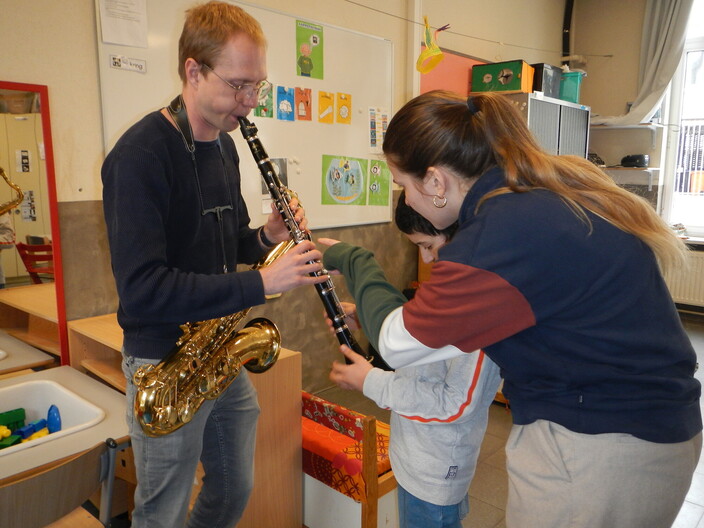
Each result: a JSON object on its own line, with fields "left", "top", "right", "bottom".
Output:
{"left": 397, "top": 484, "right": 469, "bottom": 528}
{"left": 122, "top": 353, "right": 260, "bottom": 528}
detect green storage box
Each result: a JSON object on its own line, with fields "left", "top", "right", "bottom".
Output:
{"left": 559, "top": 71, "right": 585, "bottom": 103}
{"left": 471, "top": 60, "right": 534, "bottom": 93}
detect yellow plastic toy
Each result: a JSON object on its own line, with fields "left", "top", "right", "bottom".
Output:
{"left": 0, "top": 425, "right": 10, "bottom": 439}
{"left": 21, "top": 427, "right": 50, "bottom": 443}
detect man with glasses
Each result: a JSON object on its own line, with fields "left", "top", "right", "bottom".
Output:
{"left": 101, "top": 2, "right": 327, "bottom": 527}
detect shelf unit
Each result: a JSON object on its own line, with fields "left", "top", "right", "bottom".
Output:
{"left": 589, "top": 124, "right": 666, "bottom": 213}
{"left": 590, "top": 123, "right": 664, "bottom": 149}
{"left": 603, "top": 167, "right": 661, "bottom": 188}
{"left": 0, "top": 283, "right": 60, "bottom": 357}
{"left": 66, "top": 312, "right": 303, "bottom": 527}
{"left": 68, "top": 312, "right": 124, "bottom": 391}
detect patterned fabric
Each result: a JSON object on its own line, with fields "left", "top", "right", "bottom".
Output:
{"left": 301, "top": 391, "right": 391, "bottom": 502}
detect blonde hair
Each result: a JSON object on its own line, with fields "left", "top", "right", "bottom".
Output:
{"left": 383, "top": 90, "right": 687, "bottom": 273}
{"left": 178, "top": 1, "right": 266, "bottom": 82}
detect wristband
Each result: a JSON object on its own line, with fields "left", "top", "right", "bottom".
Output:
{"left": 259, "top": 227, "right": 276, "bottom": 248}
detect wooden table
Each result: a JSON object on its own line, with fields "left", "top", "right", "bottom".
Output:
{"left": 0, "top": 329, "right": 55, "bottom": 375}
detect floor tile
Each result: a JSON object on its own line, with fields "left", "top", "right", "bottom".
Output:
{"left": 484, "top": 404, "right": 512, "bottom": 438}
{"left": 462, "top": 497, "right": 504, "bottom": 528}
{"left": 687, "top": 472, "right": 704, "bottom": 507}
{"left": 477, "top": 433, "right": 506, "bottom": 464}
{"left": 481, "top": 440, "right": 507, "bottom": 471}
{"left": 672, "top": 501, "right": 704, "bottom": 528}
{"left": 468, "top": 462, "right": 508, "bottom": 510}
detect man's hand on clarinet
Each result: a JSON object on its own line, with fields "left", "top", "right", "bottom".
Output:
{"left": 262, "top": 197, "right": 307, "bottom": 245}
{"left": 259, "top": 240, "right": 327, "bottom": 295}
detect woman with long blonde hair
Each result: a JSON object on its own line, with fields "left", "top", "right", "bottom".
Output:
{"left": 321, "top": 90, "right": 701, "bottom": 528}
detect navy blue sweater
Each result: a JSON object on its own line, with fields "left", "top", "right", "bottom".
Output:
{"left": 102, "top": 111, "right": 268, "bottom": 360}
{"left": 325, "top": 167, "right": 702, "bottom": 443}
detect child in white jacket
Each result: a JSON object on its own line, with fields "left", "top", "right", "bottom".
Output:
{"left": 327, "top": 193, "right": 501, "bottom": 528}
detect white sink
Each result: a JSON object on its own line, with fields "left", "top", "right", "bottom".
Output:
{"left": 0, "top": 379, "right": 105, "bottom": 456}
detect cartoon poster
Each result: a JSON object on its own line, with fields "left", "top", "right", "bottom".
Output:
{"left": 318, "top": 91, "right": 334, "bottom": 124}
{"left": 276, "top": 86, "right": 295, "bottom": 121}
{"left": 322, "top": 155, "right": 368, "bottom": 205}
{"left": 295, "top": 87, "right": 312, "bottom": 121}
{"left": 254, "top": 88, "right": 273, "bottom": 118}
{"left": 296, "top": 20, "right": 324, "bottom": 80}
{"left": 336, "top": 92, "right": 352, "bottom": 124}
{"left": 367, "top": 160, "right": 391, "bottom": 206}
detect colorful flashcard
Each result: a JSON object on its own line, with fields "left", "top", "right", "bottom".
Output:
{"left": 367, "top": 160, "right": 391, "bottom": 206}
{"left": 296, "top": 20, "right": 324, "bottom": 80}
{"left": 318, "top": 91, "right": 334, "bottom": 124}
{"left": 336, "top": 92, "right": 352, "bottom": 124}
{"left": 276, "top": 86, "right": 295, "bottom": 121}
{"left": 368, "top": 107, "right": 389, "bottom": 152}
{"left": 254, "top": 88, "right": 273, "bottom": 118}
{"left": 295, "top": 87, "right": 312, "bottom": 121}
{"left": 321, "top": 155, "right": 368, "bottom": 205}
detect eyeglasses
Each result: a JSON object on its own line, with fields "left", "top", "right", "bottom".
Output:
{"left": 201, "top": 63, "right": 272, "bottom": 103}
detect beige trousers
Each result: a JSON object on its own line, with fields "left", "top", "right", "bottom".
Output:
{"left": 505, "top": 420, "right": 702, "bottom": 528}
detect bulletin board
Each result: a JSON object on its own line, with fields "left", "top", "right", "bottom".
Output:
{"left": 94, "top": 0, "right": 394, "bottom": 228}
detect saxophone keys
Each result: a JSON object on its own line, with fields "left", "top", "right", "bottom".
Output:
{"left": 177, "top": 402, "right": 194, "bottom": 425}
{"left": 155, "top": 405, "right": 177, "bottom": 427}
{"left": 198, "top": 371, "right": 217, "bottom": 396}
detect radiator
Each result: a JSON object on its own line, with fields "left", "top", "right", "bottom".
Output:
{"left": 665, "top": 250, "right": 704, "bottom": 307}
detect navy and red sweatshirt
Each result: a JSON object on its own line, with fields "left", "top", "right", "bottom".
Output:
{"left": 323, "top": 167, "right": 702, "bottom": 443}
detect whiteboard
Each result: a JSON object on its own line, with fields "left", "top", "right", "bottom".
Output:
{"left": 94, "top": 0, "right": 394, "bottom": 228}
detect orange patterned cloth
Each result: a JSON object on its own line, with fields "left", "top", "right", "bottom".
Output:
{"left": 301, "top": 391, "right": 391, "bottom": 502}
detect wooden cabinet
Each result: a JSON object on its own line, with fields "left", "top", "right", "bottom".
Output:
{"left": 67, "top": 313, "right": 302, "bottom": 527}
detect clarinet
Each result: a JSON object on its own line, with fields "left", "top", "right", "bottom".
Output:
{"left": 238, "top": 116, "right": 371, "bottom": 362}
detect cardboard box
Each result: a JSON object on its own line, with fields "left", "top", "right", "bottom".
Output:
{"left": 531, "top": 63, "right": 562, "bottom": 98}
{"left": 471, "top": 60, "right": 534, "bottom": 93}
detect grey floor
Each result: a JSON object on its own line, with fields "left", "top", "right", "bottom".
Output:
{"left": 319, "top": 312, "right": 704, "bottom": 528}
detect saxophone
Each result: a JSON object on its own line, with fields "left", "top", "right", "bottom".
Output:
{"left": 238, "top": 117, "right": 372, "bottom": 362}
{"left": 133, "top": 239, "right": 294, "bottom": 437}
{"left": 0, "top": 166, "right": 24, "bottom": 215}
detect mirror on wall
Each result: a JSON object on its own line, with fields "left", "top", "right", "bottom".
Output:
{"left": 0, "top": 80, "right": 67, "bottom": 365}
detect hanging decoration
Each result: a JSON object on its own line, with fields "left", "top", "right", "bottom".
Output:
{"left": 416, "top": 16, "right": 450, "bottom": 74}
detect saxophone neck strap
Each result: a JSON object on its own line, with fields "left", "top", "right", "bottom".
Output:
{"left": 167, "top": 95, "right": 196, "bottom": 154}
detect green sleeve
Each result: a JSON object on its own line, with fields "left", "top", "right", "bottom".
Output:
{"left": 323, "top": 242, "right": 407, "bottom": 351}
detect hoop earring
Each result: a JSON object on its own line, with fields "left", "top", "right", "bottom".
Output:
{"left": 433, "top": 195, "right": 447, "bottom": 208}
